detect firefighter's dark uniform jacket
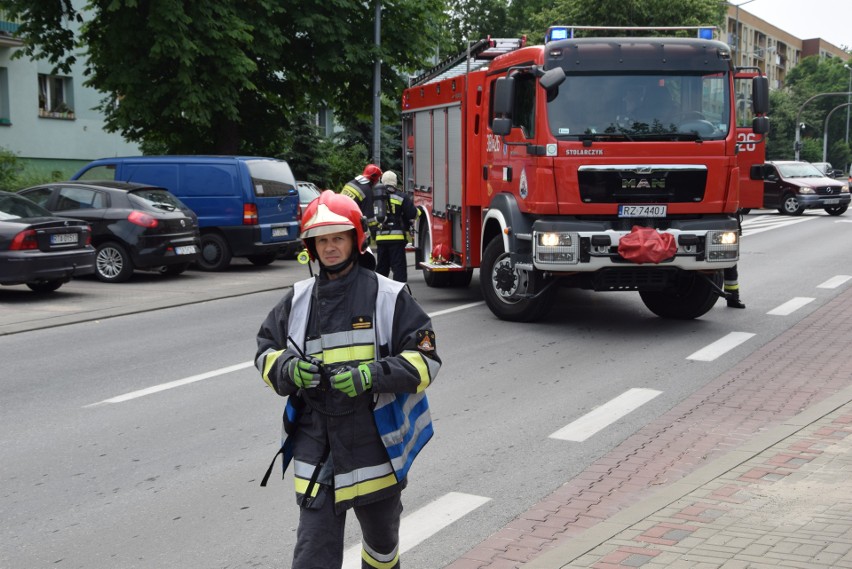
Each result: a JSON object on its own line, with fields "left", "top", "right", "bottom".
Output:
{"left": 255, "top": 265, "right": 440, "bottom": 513}
{"left": 375, "top": 186, "right": 416, "bottom": 243}
{"left": 341, "top": 175, "right": 376, "bottom": 228}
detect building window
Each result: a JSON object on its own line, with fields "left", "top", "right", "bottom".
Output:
{"left": 38, "top": 73, "right": 75, "bottom": 119}
{"left": 0, "top": 67, "right": 9, "bottom": 125}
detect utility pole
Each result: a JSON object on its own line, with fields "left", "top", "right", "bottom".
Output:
{"left": 372, "top": 0, "right": 382, "bottom": 166}
{"left": 845, "top": 64, "right": 851, "bottom": 172}
{"left": 731, "top": 0, "right": 757, "bottom": 67}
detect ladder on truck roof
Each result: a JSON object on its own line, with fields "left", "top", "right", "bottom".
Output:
{"left": 409, "top": 37, "right": 526, "bottom": 87}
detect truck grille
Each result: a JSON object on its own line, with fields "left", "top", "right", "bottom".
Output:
{"left": 578, "top": 165, "right": 707, "bottom": 204}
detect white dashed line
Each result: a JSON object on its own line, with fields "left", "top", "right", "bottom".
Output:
{"left": 687, "top": 331, "right": 755, "bottom": 362}
{"left": 817, "top": 275, "right": 852, "bottom": 289}
{"left": 767, "top": 297, "right": 815, "bottom": 316}
{"left": 549, "top": 388, "right": 663, "bottom": 442}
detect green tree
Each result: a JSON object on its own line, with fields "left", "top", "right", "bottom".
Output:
{"left": 2, "top": 0, "right": 444, "bottom": 156}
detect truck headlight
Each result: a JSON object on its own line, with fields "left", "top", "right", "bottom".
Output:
{"left": 535, "top": 231, "right": 579, "bottom": 264}
{"left": 706, "top": 230, "right": 739, "bottom": 262}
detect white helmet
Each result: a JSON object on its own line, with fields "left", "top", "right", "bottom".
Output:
{"left": 381, "top": 171, "right": 398, "bottom": 189}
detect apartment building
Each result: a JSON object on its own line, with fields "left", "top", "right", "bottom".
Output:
{"left": 726, "top": 4, "right": 849, "bottom": 91}
{"left": 0, "top": 9, "right": 140, "bottom": 181}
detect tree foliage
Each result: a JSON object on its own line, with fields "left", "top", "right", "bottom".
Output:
{"left": 2, "top": 0, "right": 444, "bottom": 157}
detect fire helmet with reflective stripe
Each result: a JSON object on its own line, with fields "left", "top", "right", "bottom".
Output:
{"left": 362, "top": 164, "right": 383, "bottom": 183}
{"left": 300, "top": 190, "right": 369, "bottom": 258}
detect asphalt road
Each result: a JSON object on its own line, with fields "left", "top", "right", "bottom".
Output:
{"left": 2, "top": 211, "right": 852, "bottom": 568}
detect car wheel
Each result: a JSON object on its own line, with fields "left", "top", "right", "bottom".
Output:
{"left": 247, "top": 253, "right": 277, "bottom": 266}
{"left": 196, "top": 233, "right": 232, "bottom": 271}
{"left": 26, "top": 280, "right": 64, "bottom": 293}
{"left": 96, "top": 241, "right": 134, "bottom": 283}
{"left": 160, "top": 263, "right": 190, "bottom": 276}
{"left": 779, "top": 193, "right": 804, "bottom": 216}
{"left": 825, "top": 205, "right": 848, "bottom": 216}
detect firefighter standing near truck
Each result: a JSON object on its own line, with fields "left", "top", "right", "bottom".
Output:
{"left": 374, "top": 171, "right": 417, "bottom": 282}
{"left": 255, "top": 190, "right": 440, "bottom": 569}
{"left": 342, "top": 164, "right": 383, "bottom": 246}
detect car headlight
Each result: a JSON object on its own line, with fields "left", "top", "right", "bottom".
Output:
{"left": 797, "top": 186, "right": 815, "bottom": 194}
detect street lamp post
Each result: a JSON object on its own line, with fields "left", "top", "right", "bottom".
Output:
{"left": 823, "top": 103, "right": 852, "bottom": 163}
{"left": 845, "top": 64, "right": 851, "bottom": 168}
{"left": 731, "top": 0, "right": 758, "bottom": 67}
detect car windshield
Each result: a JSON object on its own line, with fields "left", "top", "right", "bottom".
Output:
{"left": 128, "top": 188, "right": 186, "bottom": 211}
{"left": 546, "top": 72, "right": 730, "bottom": 141}
{"left": 0, "top": 192, "right": 52, "bottom": 220}
{"left": 247, "top": 160, "right": 296, "bottom": 198}
{"left": 777, "top": 163, "right": 825, "bottom": 178}
{"left": 298, "top": 184, "right": 320, "bottom": 204}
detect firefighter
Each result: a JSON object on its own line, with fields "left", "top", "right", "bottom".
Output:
{"left": 342, "top": 164, "right": 383, "bottom": 246}
{"left": 374, "top": 171, "right": 417, "bottom": 283}
{"left": 255, "top": 190, "right": 440, "bottom": 569}
{"left": 724, "top": 265, "right": 745, "bottom": 308}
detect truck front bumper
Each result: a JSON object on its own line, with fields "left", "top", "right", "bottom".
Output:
{"left": 520, "top": 217, "right": 739, "bottom": 273}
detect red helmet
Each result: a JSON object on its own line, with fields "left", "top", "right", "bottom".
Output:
{"left": 362, "top": 164, "right": 383, "bottom": 183}
{"left": 300, "top": 190, "right": 369, "bottom": 256}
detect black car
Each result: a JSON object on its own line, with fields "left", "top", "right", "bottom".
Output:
{"left": 0, "top": 190, "right": 95, "bottom": 292}
{"left": 19, "top": 181, "right": 201, "bottom": 283}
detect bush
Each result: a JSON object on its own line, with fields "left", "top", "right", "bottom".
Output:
{"left": 0, "top": 146, "right": 22, "bottom": 190}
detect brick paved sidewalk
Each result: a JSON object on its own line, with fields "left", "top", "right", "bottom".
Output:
{"left": 448, "top": 284, "right": 852, "bottom": 569}
{"left": 530, "top": 388, "right": 852, "bottom": 568}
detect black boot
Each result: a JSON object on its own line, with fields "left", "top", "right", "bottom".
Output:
{"left": 726, "top": 291, "right": 745, "bottom": 309}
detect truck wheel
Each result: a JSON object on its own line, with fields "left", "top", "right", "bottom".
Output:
{"left": 480, "top": 237, "right": 552, "bottom": 322}
{"left": 247, "top": 253, "right": 277, "bottom": 266}
{"left": 449, "top": 269, "right": 473, "bottom": 288}
{"left": 197, "top": 233, "right": 232, "bottom": 271}
{"left": 639, "top": 270, "right": 721, "bottom": 320}
{"left": 825, "top": 205, "right": 847, "bottom": 216}
{"left": 779, "top": 193, "right": 805, "bottom": 216}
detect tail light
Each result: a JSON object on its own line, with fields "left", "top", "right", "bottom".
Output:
{"left": 84, "top": 226, "right": 92, "bottom": 246}
{"left": 128, "top": 210, "right": 158, "bottom": 228}
{"left": 243, "top": 203, "right": 258, "bottom": 225}
{"left": 10, "top": 229, "right": 39, "bottom": 251}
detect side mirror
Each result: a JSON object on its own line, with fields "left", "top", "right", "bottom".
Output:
{"left": 749, "top": 164, "right": 764, "bottom": 180}
{"left": 539, "top": 67, "right": 566, "bottom": 91}
{"left": 752, "top": 75, "right": 769, "bottom": 115}
{"left": 493, "top": 76, "right": 515, "bottom": 116}
{"left": 752, "top": 116, "right": 769, "bottom": 135}
{"left": 492, "top": 117, "right": 512, "bottom": 136}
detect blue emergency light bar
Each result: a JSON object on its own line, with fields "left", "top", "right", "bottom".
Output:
{"left": 545, "top": 25, "right": 717, "bottom": 43}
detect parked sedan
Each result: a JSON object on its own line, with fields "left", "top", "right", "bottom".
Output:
{"left": 296, "top": 180, "right": 322, "bottom": 218}
{"left": 19, "top": 181, "right": 201, "bottom": 283}
{"left": 0, "top": 190, "right": 95, "bottom": 292}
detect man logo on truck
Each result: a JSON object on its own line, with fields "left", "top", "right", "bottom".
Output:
{"left": 623, "top": 178, "right": 666, "bottom": 189}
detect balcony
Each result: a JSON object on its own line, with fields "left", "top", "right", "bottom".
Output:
{"left": 0, "top": 11, "right": 23, "bottom": 47}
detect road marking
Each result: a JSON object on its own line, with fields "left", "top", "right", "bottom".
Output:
{"left": 767, "top": 297, "right": 814, "bottom": 316}
{"left": 342, "top": 492, "right": 491, "bottom": 568}
{"left": 817, "top": 275, "right": 852, "bottom": 289}
{"left": 429, "top": 301, "right": 485, "bottom": 318}
{"left": 740, "top": 215, "right": 815, "bottom": 237}
{"left": 87, "top": 300, "right": 484, "bottom": 406}
{"left": 549, "top": 388, "right": 662, "bottom": 442}
{"left": 686, "top": 331, "right": 755, "bottom": 361}
{"left": 85, "top": 361, "right": 254, "bottom": 406}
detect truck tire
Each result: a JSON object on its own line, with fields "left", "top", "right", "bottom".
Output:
{"left": 480, "top": 237, "right": 552, "bottom": 322}
{"left": 779, "top": 193, "right": 804, "bottom": 216}
{"left": 639, "top": 270, "right": 722, "bottom": 320}
{"left": 825, "top": 205, "right": 847, "bottom": 216}
{"left": 197, "top": 233, "right": 232, "bottom": 271}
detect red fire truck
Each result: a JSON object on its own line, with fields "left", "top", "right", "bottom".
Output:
{"left": 401, "top": 26, "right": 769, "bottom": 322}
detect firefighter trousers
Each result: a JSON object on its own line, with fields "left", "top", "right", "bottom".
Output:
{"left": 291, "top": 490, "right": 403, "bottom": 569}
{"left": 376, "top": 242, "right": 408, "bottom": 283}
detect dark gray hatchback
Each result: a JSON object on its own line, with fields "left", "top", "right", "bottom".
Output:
{"left": 20, "top": 181, "right": 201, "bottom": 283}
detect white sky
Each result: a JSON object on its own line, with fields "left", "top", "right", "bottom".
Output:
{"left": 736, "top": 0, "right": 849, "bottom": 50}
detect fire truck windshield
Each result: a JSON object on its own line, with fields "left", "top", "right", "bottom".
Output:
{"left": 546, "top": 72, "right": 730, "bottom": 141}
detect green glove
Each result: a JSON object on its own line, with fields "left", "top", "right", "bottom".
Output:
{"left": 331, "top": 363, "right": 373, "bottom": 397}
{"left": 287, "top": 357, "right": 321, "bottom": 389}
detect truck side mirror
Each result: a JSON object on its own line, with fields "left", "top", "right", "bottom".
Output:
{"left": 749, "top": 164, "right": 764, "bottom": 180}
{"left": 539, "top": 67, "right": 566, "bottom": 91}
{"left": 752, "top": 75, "right": 769, "bottom": 115}
{"left": 752, "top": 116, "right": 769, "bottom": 135}
{"left": 492, "top": 117, "right": 513, "bottom": 136}
{"left": 493, "top": 76, "right": 515, "bottom": 117}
